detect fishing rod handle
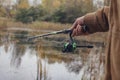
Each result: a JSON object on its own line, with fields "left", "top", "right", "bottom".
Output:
{"left": 67, "top": 25, "right": 88, "bottom": 35}
{"left": 68, "top": 25, "right": 88, "bottom": 43}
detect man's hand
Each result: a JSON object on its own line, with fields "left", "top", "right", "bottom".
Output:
{"left": 71, "top": 16, "right": 89, "bottom": 36}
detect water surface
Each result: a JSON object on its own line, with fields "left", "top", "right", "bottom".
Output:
{"left": 0, "top": 29, "right": 105, "bottom": 80}
{"left": 0, "top": 35, "right": 84, "bottom": 80}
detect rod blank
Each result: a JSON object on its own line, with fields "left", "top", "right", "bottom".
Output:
{"left": 27, "top": 29, "right": 72, "bottom": 41}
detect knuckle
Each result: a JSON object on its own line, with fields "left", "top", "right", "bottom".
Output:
{"left": 76, "top": 18, "right": 80, "bottom": 22}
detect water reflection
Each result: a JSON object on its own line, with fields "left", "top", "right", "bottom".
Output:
{"left": 0, "top": 42, "right": 37, "bottom": 80}
{"left": 0, "top": 39, "right": 85, "bottom": 80}
{"left": 0, "top": 31, "right": 105, "bottom": 80}
{"left": 36, "top": 45, "right": 84, "bottom": 80}
{"left": 65, "top": 59, "right": 83, "bottom": 74}
{"left": 10, "top": 44, "right": 25, "bottom": 68}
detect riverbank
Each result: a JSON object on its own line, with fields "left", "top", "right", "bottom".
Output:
{"left": 0, "top": 18, "right": 108, "bottom": 42}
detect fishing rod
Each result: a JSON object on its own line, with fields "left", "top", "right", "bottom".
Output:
{"left": 27, "top": 26, "right": 94, "bottom": 53}
{"left": 27, "top": 29, "right": 72, "bottom": 41}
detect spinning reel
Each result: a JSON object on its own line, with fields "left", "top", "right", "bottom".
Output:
{"left": 62, "top": 31, "right": 77, "bottom": 52}
{"left": 62, "top": 31, "right": 93, "bottom": 53}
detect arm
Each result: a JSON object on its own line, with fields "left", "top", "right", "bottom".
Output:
{"left": 84, "top": 6, "right": 109, "bottom": 33}
{"left": 71, "top": 6, "right": 110, "bottom": 36}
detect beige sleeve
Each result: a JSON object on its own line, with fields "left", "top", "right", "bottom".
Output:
{"left": 84, "top": 6, "right": 110, "bottom": 33}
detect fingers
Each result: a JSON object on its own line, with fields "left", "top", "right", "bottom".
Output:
{"left": 70, "top": 16, "right": 86, "bottom": 36}
{"left": 77, "top": 25, "right": 81, "bottom": 34}
{"left": 70, "top": 16, "right": 84, "bottom": 31}
{"left": 72, "top": 24, "right": 83, "bottom": 36}
{"left": 71, "top": 20, "right": 78, "bottom": 30}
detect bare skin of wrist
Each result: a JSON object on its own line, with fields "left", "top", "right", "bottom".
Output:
{"left": 71, "top": 16, "right": 89, "bottom": 37}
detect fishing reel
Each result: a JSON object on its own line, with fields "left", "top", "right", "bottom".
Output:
{"left": 62, "top": 27, "right": 93, "bottom": 53}
{"left": 62, "top": 34, "right": 93, "bottom": 52}
{"left": 62, "top": 41, "right": 77, "bottom": 53}
{"left": 62, "top": 31, "right": 77, "bottom": 53}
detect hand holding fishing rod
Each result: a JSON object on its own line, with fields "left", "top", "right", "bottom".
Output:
{"left": 27, "top": 25, "right": 93, "bottom": 53}
{"left": 71, "top": 16, "right": 89, "bottom": 36}
{"left": 62, "top": 16, "right": 93, "bottom": 52}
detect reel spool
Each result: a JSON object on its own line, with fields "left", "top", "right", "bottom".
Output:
{"left": 62, "top": 41, "right": 77, "bottom": 52}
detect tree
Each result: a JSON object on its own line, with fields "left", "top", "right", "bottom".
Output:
{"left": 15, "top": 6, "right": 45, "bottom": 23}
{"left": 52, "top": 7, "right": 67, "bottom": 23}
{"left": 53, "top": 0, "right": 94, "bottom": 23}
{"left": 0, "top": 0, "right": 13, "bottom": 17}
{"left": 41, "top": 0, "right": 65, "bottom": 13}
{"left": 0, "top": 7, "right": 6, "bottom": 17}
{"left": 17, "top": 0, "right": 30, "bottom": 9}
{"left": 0, "top": 0, "right": 5, "bottom": 16}
{"left": 40, "top": 0, "right": 95, "bottom": 23}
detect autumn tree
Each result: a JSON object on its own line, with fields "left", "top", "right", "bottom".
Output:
{"left": 17, "top": 0, "right": 30, "bottom": 9}
{"left": 46, "top": 0, "right": 94, "bottom": 23}
{"left": 13, "top": 0, "right": 95, "bottom": 23}
{"left": 41, "top": 0, "right": 65, "bottom": 13}
{"left": 0, "top": 0, "right": 13, "bottom": 17}
{"left": 0, "top": 0, "right": 5, "bottom": 16}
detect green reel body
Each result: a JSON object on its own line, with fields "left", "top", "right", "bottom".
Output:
{"left": 62, "top": 30, "right": 77, "bottom": 53}
{"left": 62, "top": 42, "right": 77, "bottom": 52}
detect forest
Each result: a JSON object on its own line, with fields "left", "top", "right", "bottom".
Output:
{"left": 0, "top": 0, "right": 109, "bottom": 23}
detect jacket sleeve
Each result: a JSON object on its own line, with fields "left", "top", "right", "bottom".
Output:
{"left": 84, "top": 6, "right": 109, "bottom": 33}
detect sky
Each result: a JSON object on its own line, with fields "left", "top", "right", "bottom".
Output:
{"left": 9, "top": 0, "right": 41, "bottom": 6}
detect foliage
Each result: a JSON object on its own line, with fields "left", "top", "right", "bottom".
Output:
{"left": 51, "top": 7, "right": 67, "bottom": 23}
{"left": 0, "top": 0, "right": 13, "bottom": 17}
{"left": 41, "top": 0, "right": 94, "bottom": 23}
{"left": 0, "top": 0, "right": 101, "bottom": 23}
{"left": 0, "top": 6, "right": 6, "bottom": 17}
{"left": 15, "top": 6, "right": 45, "bottom": 23}
{"left": 41, "top": 0, "right": 65, "bottom": 13}
{"left": 17, "top": 0, "right": 30, "bottom": 9}
{"left": 15, "top": 9, "right": 29, "bottom": 23}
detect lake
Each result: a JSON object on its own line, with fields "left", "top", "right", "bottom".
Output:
{"left": 0, "top": 28, "right": 105, "bottom": 80}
